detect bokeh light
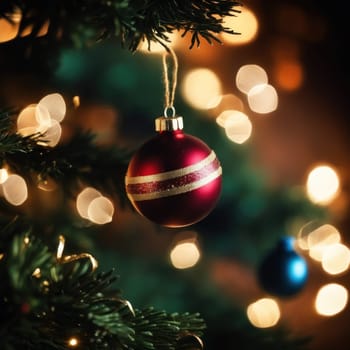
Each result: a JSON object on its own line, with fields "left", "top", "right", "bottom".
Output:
{"left": 308, "top": 224, "right": 341, "bottom": 261}
{"left": 247, "top": 84, "right": 278, "bottom": 114}
{"left": 37, "top": 119, "right": 62, "bottom": 147}
{"left": 273, "top": 58, "right": 304, "bottom": 91}
{"left": 68, "top": 337, "right": 79, "bottom": 347}
{"left": 306, "top": 164, "right": 340, "bottom": 205}
{"left": 220, "top": 110, "right": 252, "bottom": 144}
{"left": 87, "top": 196, "right": 115, "bottom": 224}
{"left": 181, "top": 68, "right": 222, "bottom": 110}
{"left": 0, "top": 168, "right": 9, "bottom": 184}
{"left": 2, "top": 174, "right": 28, "bottom": 206}
{"left": 221, "top": 7, "right": 258, "bottom": 45}
{"left": 138, "top": 32, "right": 178, "bottom": 54}
{"left": 170, "top": 241, "right": 201, "bottom": 269}
{"left": 76, "top": 187, "right": 102, "bottom": 219}
{"left": 38, "top": 93, "right": 66, "bottom": 122}
{"left": 315, "top": 283, "right": 348, "bottom": 316}
{"left": 297, "top": 222, "right": 341, "bottom": 254}
{"left": 321, "top": 243, "right": 350, "bottom": 275}
{"left": 236, "top": 64, "right": 268, "bottom": 95}
{"left": 0, "top": 17, "right": 19, "bottom": 43}
{"left": 210, "top": 94, "right": 244, "bottom": 118}
{"left": 17, "top": 105, "right": 48, "bottom": 136}
{"left": 246, "top": 298, "right": 280, "bottom": 328}
{"left": 17, "top": 94, "right": 66, "bottom": 147}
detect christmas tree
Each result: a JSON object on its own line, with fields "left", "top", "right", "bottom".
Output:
{"left": 1, "top": 1, "right": 349, "bottom": 349}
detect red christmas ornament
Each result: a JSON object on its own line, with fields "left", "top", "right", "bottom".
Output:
{"left": 125, "top": 115, "right": 222, "bottom": 227}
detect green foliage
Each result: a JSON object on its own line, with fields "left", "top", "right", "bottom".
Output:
{"left": 0, "top": 0, "right": 242, "bottom": 50}
{"left": 0, "top": 221, "right": 205, "bottom": 350}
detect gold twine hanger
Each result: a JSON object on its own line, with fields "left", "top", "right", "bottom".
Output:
{"left": 162, "top": 46, "right": 178, "bottom": 118}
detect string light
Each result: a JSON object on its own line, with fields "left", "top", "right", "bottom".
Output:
{"left": 73, "top": 96, "right": 80, "bottom": 108}
{"left": 68, "top": 337, "right": 79, "bottom": 347}
{"left": 32, "top": 268, "right": 42, "bottom": 278}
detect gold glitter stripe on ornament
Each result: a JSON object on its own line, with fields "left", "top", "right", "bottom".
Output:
{"left": 127, "top": 166, "right": 222, "bottom": 201}
{"left": 125, "top": 151, "right": 217, "bottom": 185}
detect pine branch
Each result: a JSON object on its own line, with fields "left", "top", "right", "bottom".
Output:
{"left": 0, "top": 110, "right": 131, "bottom": 202}
{"left": 0, "top": 224, "right": 205, "bottom": 350}
{"left": 0, "top": 0, "right": 242, "bottom": 50}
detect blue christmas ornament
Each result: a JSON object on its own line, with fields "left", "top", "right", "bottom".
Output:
{"left": 257, "top": 236, "right": 308, "bottom": 298}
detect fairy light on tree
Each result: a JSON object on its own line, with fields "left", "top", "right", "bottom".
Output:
{"left": 246, "top": 298, "right": 281, "bottom": 328}
{"left": 68, "top": 337, "right": 79, "bottom": 347}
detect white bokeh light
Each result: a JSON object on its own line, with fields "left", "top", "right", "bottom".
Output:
{"left": 37, "top": 119, "right": 62, "bottom": 147}
{"left": 222, "top": 110, "right": 252, "bottom": 144}
{"left": 38, "top": 93, "right": 66, "bottom": 122}
{"left": 321, "top": 243, "right": 350, "bottom": 275}
{"left": 170, "top": 241, "right": 201, "bottom": 269}
{"left": 76, "top": 187, "right": 102, "bottom": 219}
{"left": 307, "top": 224, "right": 341, "bottom": 261}
{"left": 315, "top": 283, "right": 348, "bottom": 316}
{"left": 2, "top": 174, "right": 28, "bottom": 206}
{"left": 236, "top": 64, "right": 268, "bottom": 94}
{"left": 181, "top": 68, "right": 222, "bottom": 110}
{"left": 221, "top": 7, "right": 258, "bottom": 45}
{"left": 0, "top": 168, "right": 9, "bottom": 184}
{"left": 87, "top": 196, "right": 114, "bottom": 224}
{"left": 247, "top": 298, "right": 281, "bottom": 328}
{"left": 247, "top": 84, "right": 278, "bottom": 114}
{"left": 306, "top": 165, "right": 340, "bottom": 205}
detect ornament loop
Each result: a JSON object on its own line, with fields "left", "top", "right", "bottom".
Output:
{"left": 164, "top": 106, "right": 176, "bottom": 118}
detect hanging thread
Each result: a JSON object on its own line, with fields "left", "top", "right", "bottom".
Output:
{"left": 162, "top": 47, "right": 178, "bottom": 118}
